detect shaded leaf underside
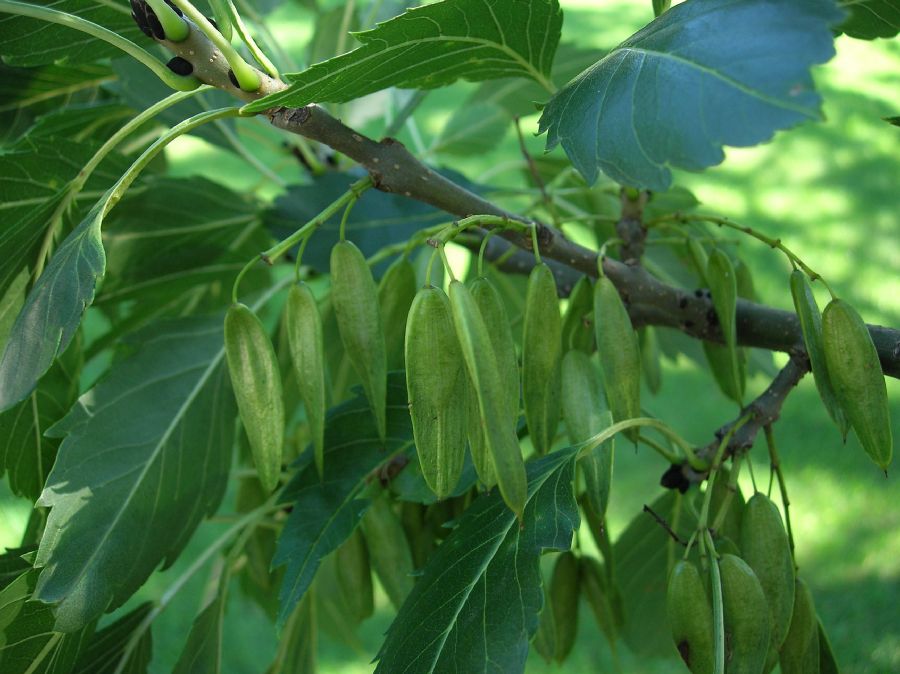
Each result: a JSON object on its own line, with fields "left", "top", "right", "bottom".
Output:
{"left": 539, "top": 0, "right": 845, "bottom": 190}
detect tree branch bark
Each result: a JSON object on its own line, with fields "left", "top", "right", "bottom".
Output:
{"left": 142, "top": 8, "right": 900, "bottom": 378}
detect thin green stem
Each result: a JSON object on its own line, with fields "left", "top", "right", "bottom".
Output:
{"left": 262, "top": 176, "right": 372, "bottom": 263}
{"left": 576, "top": 418, "right": 708, "bottom": 471}
{"left": 231, "top": 256, "right": 260, "bottom": 304}
{"left": 698, "top": 415, "right": 750, "bottom": 530}
{"left": 710, "top": 453, "right": 743, "bottom": 534}
{"left": 638, "top": 433, "right": 680, "bottom": 464}
{"left": 207, "top": 0, "right": 233, "bottom": 39}
{"left": 746, "top": 451, "right": 759, "bottom": 492}
{"left": 0, "top": 0, "right": 199, "bottom": 91}
{"left": 103, "top": 107, "right": 241, "bottom": 216}
{"left": 651, "top": 212, "right": 836, "bottom": 298}
{"left": 385, "top": 90, "right": 429, "bottom": 137}
{"left": 211, "top": 114, "right": 286, "bottom": 186}
{"left": 170, "top": 0, "right": 261, "bottom": 91}
{"left": 477, "top": 229, "right": 497, "bottom": 278}
{"left": 338, "top": 193, "right": 360, "bottom": 242}
{"left": 23, "top": 633, "right": 61, "bottom": 674}
{"left": 293, "top": 235, "right": 311, "bottom": 283}
{"left": 764, "top": 425, "right": 796, "bottom": 566}
{"left": 225, "top": 0, "right": 279, "bottom": 77}
{"left": 335, "top": 0, "right": 356, "bottom": 60}
{"left": 112, "top": 500, "right": 282, "bottom": 674}
{"left": 530, "top": 225, "right": 541, "bottom": 264}
{"left": 34, "top": 87, "right": 206, "bottom": 278}
{"left": 438, "top": 244, "right": 456, "bottom": 282}
{"left": 235, "top": 0, "right": 298, "bottom": 71}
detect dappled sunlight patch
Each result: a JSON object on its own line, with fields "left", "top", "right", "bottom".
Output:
{"left": 787, "top": 466, "right": 900, "bottom": 581}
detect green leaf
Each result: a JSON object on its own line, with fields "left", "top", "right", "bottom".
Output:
{"left": 431, "top": 102, "right": 510, "bottom": 156}
{"left": 32, "top": 315, "right": 238, "bottom": 632}
{"left": 0, "top": 547, "right": 34, "bottom": 592}
{"left": 98, "top": 176, "right": 261, "bottom": 307}
{"left": 0, "top": 0, "right": 143, "bottom": 67}
{"left": 450, "top": 43, "right": 600, "bottom": 154}
{"left": 837, "top": 0, "right": 899, "bottom": 39}
{"left": 27, "top": 102, "right": 133, "bottom": 141}
{"left": 242, "top": 0, "right": 562, "bottom": 113}
{"left": 0, "top": 205, "right": 104, "bottom": 412}
{"left": 0, "top": 135, "right": 127, "bottom": 300}
{"left": 817, "top": 617, "right": 840, "bottom": 674}
{"left": 265, "top": 172, "right": 448, "bottom": 276}
{"left": 0, "top": 266, "right": 27, "bottom": 354}
{"left": 615, "top": 490, "right": 698, "bottom": 657}
{"left": 72, "top": 603, "right": 153, "bottom": 674}
{"left": 0, "top": 63, "right": 113, "bottom": 114}
{"left": 265, "top": 593, "right": 316, "bottom": 674}
{"left": 374, "top": 447, "right": 579, "bottom": 673}
{"left": 0, "top": 567, "right": 95, "bottom": 673}
{"left": 0, "top": 329, "right": 82, "bottom": 501}
{"left": 172, "top": 595, "right": 225, "bottom": 674}
{"left": 274, "top": 373, "right": 412, "bottom": 627}
{"left": 111, "top": 60, "right": 239, "bottom": 152}
{"left": 538, "top": 0, "right": 845, "bottom": 190}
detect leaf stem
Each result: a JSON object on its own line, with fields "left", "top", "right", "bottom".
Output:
{"left": 0, "top": 0, "right": 199, "bottom": 91}
{"left": 764, "top": 424, "right": 796, "bottom": 567}
{"left": 261, "top": 176, "right": 372, "bottom": 264}
{"left": 709, "top": 453, "right": 743, "bottom": 534}
{"left": 698, "top": 414, "right": 750, "bottom": 530}
{"left": 477, "top": 229, "right": 497, "bottom": 277}
{"left": 650, "top": 212, "right": 836, "bottom": 298}
{"left": 225, "top": 0, "right": 279, "bottom": 77}
{"left": 576, "top": 417, "right": 708, "bottom": 471}
{"left": 113, "top": 498, "right": 283, "bottom": 674}
{"left": 437, "top": 244, "right": 456, "bottom": 282}
{"left": 530, "top": 225, "right": 542, "bottom": 264}
{"left": 102, "top": 107, "right": 242, "bottom": 218}
{"left": 34, "top": 87, "right": 207, "bottom": 278}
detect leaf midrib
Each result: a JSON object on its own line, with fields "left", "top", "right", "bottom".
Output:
{"left": 616, "top": 46, "right": 819, "bottom": 117}
{"left": 38, "top": 283, "right": 286, "bottom": 601}
{"left": 292, "top": 35, "right": 549, "bottom": 93}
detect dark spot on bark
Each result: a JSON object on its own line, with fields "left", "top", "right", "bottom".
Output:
{"left": 707, "top": 307, "right": 719, "bottom": 325}
{"left": 694, "top": 289, "right": 703, "bottom": 298}
{"left": 166, "top": 56, "right": 193, "bottom": 76}
{"left": 679, "top": 296, "right": 688, "bottom": 309}
{"left": 684, "top": 320, "right": 694, "bottom": 329}
{"left": 228, "top": 69, "right": 239, "bottom": 88}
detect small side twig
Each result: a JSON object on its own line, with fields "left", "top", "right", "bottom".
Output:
{"left": 514, "top": 116, "right": 558, "bottom": 227}
{"left": 665, "top": 352, "right": 810, "bottom": 489}
{"left": 643, "top": 504, "right": 687, "bottom": 545}
{"left": 615, "top": 188, "right": 649, "bottom": 264}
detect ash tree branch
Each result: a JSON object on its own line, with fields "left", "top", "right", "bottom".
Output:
{"left": 138, "top": 5, "right": 900, "bottom": 379}
{"left": 666, "top": 353, "right": 811, "bottom": 489}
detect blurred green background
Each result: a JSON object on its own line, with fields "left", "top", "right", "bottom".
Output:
{"left": 2, "top": 0, "right": 898, "bottom": 672}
